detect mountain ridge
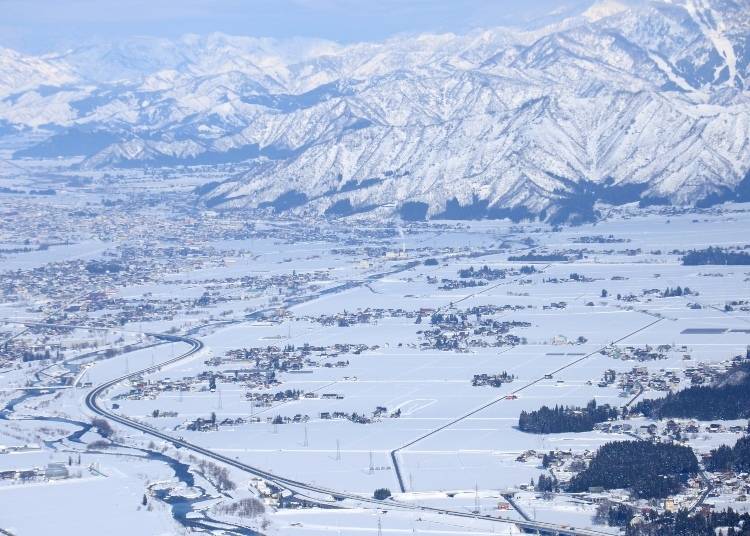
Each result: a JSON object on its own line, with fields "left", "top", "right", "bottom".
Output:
{"left": 1, "top": 0, "right": 749, "bottom": 222}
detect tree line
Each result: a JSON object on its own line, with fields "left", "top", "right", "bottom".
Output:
{"left": 567, "top": 440, "right": 699, "bottom": 499}
{"left": 624, "top": 508, "right": 750, "bottom": 535}
{"left": 682, "top": 246, "right": 750, "bottom": 266}
{"left": 705, "top": 434, "right": 750, "bottom": 473}
{"left": 518, "top": 399, "right": 618, "bottom": 434}
{"left": 632, "top": 364, "right": 750, "bottom": 421}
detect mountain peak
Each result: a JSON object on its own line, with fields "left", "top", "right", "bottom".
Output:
{"left": 582, "top": 0, "right": 630, "bottom": 22}
{"left": 2, "top": 1, "right": 749, "bottom": 223}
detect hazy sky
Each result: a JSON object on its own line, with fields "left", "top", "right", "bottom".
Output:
{"left": 0, "top": 0, "right": 590, "bottom": 52}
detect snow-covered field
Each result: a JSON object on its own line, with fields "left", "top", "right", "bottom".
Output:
{"left": 1, "top": 196, "right": 749, "bottom": 535}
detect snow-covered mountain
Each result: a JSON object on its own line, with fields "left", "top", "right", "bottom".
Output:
{"left": 2, "top": 0, "right": 750, "bottom": 222}
{"left": 0, "top": 47, "right": 75, "bottom": 97}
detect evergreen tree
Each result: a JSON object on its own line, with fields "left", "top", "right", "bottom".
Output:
{"left": 568, "top": 441, "right": 699, "bottom": 499}
{"left": 519, "top": 399, "right": 618, "bottom": 434}
{"left": 633, "top": 363, "right": 750, "bottom": 421}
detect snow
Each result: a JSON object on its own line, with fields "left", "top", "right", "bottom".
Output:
{"left": 685, "top": 0, "right": 738, "bottom": 85}
{"left": 582, "top": 1, "right": 629, "bottom": 22}
{"left": 1, "top": 205, "right": 750, "bottom": 533}
{"left": 1, "top": 0, "right": 749, "bottom": 216}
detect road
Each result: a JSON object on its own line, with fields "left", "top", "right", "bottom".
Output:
{"left": 5, "top": 244, "right": 617, "bottom": 535}
{"left": 390, "top": 317, "right": 664, "bottom": 493}
{"left": 83, "top": 331, "right": 616, "bottom": 536}
{"left": 77, "top": 247, "right": 624, "bottom": 536}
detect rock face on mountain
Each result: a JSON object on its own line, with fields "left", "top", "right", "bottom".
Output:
{"left": 2, "top": 0, "right": 750, "bottom": 222}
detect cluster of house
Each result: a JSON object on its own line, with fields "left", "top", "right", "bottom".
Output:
{"left": 0, "top": 444, "right": 41, "bottom": 454}
{"left": 219, "top": 343, "right": 372, "bottom": 372}
{"left": 610, "top": 356, "right": 742, "bottom": 403}
{"left": 609, "top": 365, "right": 680, "bottom": 398}
{"left": 151, "top": 409, "right": 178, "bottom": 418}
{"left": 542, "top": 301, "right": 567, "bottom": 310}
{"left": 115, "top": 341, "right": 374, "bottom": 405}
{"left": 181, "top": 402, "right": 401, "bottom": 430}
{"left": 250, "top": 477, "right": 309, "bottom": 509}
{"left": 703, "top": 473, "right": 750, "bottom": 504}
{"left": 595, "top": 419, "right": 747, "bottom": 440}
{"left": 114, "top": 338, "right": 388, "bottom": 420}
{"left": 304, "top": 303, "right": 533, "bottom": 336}
{"left": 232, "top": 269, "right": 332, "bottom": 293}
{"left": 113, "top": 376, "right": 199, "bottom": 401}
{"left": 514, "top": 447, "right": 708, "bottom": 511}
{"left": 271, "top": 414, "right": 310, "bottom": 425}
{"left": 421, "top": 327, "right": 527, "bottom": 351}
{"left": 683, "top": 362, "right": 732, "bottom": 386}
{"left": 0, "top": 462, "right": 70, "bottom": 482}
{"left": 246, "top": 388, "right": 305, "bottom": 406}
{"left": 1, "top": 332, "right": 66, "bottom": 364}
{"left": 543, "top": 273, "right": 598, "bottom": 284}
{"left": 319, "top": 405, "right": 400, "bottom": 423}
{"left": 514, "top": 448, "right": 590, "bottom": 488}
{"left": 1, "top": 201, "right": 375, "bottom": 373}
{"left": 472, "top": 371, "right": 515, "bottom": 388}
{"left": 456, "top": 264, "right": 537, "bottom": 281}
{"left": 724, "top": 299, "right": 750, "bottom": 313}
{"left": 473, "top": 317, "right": 531, "bottom": 337}
{"left": 0, "top": 239, "right": 234, "bottom": 325}
{"left": 571, "top": 234, "right": 630, "bottom": 244}
{"left": 602, "top": 343, "right": 682, "bottom": 362}
{"left": 184, "top": 415, "right": 264, "bottom": 432}
{"left": 419, "top": 307, "right": 531, "bottom": 352}
{"left": 438, "top": 278, "right": 488, "bottom": 290}
{"left": 303, "top": 307, "right": 418, "bottom": 327}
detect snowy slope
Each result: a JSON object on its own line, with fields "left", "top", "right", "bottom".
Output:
{"left": 0, "top": 47, "right": 76, "bottom": 97}
{"left": 2, "top": 0, "right": 750, "bottom": 220}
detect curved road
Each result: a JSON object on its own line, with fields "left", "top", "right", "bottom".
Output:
{"left": 83, "top": 332, "right": 614, "bottom": 536}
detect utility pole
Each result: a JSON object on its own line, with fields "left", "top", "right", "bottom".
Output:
{"left": 303, "top": 425, "right": 308, "bottom": 447}
{"left": 369, "top": 450, "right": 374, "bottom": 474}
{"left": 377, "top": 515, "right": 382, "bottom": 536}
{"left": 474, "top": 483, "right": 479, "bottom": 514}
{"left": 336, "top": 439, "right": 341, "bottom": 461}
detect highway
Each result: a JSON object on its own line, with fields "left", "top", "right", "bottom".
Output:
{"left": 83, "top": 331, "right": 616, "bottom": 536}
